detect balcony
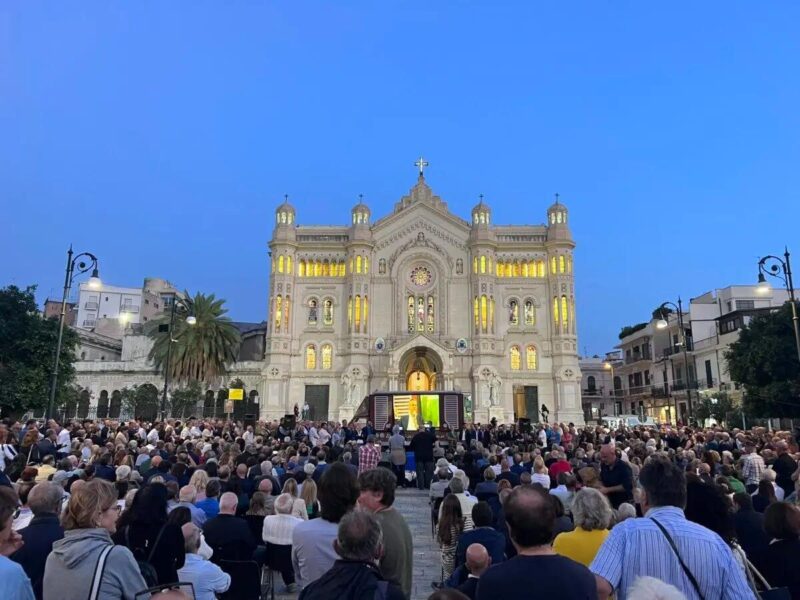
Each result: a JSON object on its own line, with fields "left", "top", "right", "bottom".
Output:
{"left": 626, "top": 385, "right": 652, "bottom": 397}
{"left": 82, "top": 319, "right": 96, "bottom": 328}
{"left": 693, "top": 337, "right": 717, "bottom": 352}
{"left": 120, "top": 304, "right": 140, "bottom": 314}
{"left": 84, "top": 301, "right": 98, "bottom": 310}
{"left": 625, "top": 354, "right": 652, "bottom": 365}
{"left": 697, "top": 378, "right": 718, "bottom": 391}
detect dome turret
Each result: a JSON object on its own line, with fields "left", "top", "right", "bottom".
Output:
{"left": 351, "top": 194, "right": 370, "bottom": 225}
{"left": 471, "top": 194, "right": 491, "bottom": 226}
{"left": 275, "top": 194, "right": 295, "bottom": 226}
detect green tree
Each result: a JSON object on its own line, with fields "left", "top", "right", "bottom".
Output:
{"left": 169, "top": 380, "right": 203, "bottom": 419}
{"left": 119, "top": 384, "right": 159, "bottom": 421}
{"left": 725, "top": 304, "right": 800, "bottom": 417}
{"left": 147, "top": 292, "right": 240, "bottom": 386}
{"left": 694, "top": 391, "right": 734, "bottom": 425}
{"left": 0, "top": 285, "right": 79, "bottom": 416}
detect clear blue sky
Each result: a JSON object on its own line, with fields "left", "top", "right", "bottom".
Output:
{"left": 1, "top": 3, "right": 799, "bottom": 355}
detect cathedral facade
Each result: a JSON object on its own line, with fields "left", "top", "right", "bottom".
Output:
{"left": 262, "top": 169, "right": 583, "bottom": 426}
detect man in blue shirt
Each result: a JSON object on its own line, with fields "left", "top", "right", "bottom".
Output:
{"left": 591, "top": 455, "right": 754, "bottom": 600}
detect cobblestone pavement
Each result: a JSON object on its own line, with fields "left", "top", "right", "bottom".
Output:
{"left": 268, "top": 488, "right": 440, "bottom": 600}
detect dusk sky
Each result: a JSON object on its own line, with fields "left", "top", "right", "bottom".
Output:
{"left": 1, "top": 3, "right": 798, "bottom": 355}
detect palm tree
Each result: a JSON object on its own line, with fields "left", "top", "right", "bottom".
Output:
{"left": 148, "top": 292, "right": 241, "bottom": 385}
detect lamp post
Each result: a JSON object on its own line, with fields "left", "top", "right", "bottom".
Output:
{"left": 160, "top": 296, "right": 196, "bottom": 422}
{"left": 604, "top": 361, "right": 617, "bottom": 416}
{"left": 756, "top": 247, "right": 800, "bottom": 363}
{"left": 656, "top": 298, "right": 694, "bottom": 424}
{"left": 47, "top": 246, "right": 101, "bottom": 421}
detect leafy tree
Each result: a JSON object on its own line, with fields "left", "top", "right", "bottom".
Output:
{"left": 147, "top": 292, "right": 240, "bottom": 386}
{"left": 119, "top": 384, "right": 159, "bottom": 421}
{"left": 694, "top": 391, "right": 734, "bottom": 425}
{"left": 0, "top": 285, "right": 79, "bottom": 416}
{"left": 652, "top": 306, "right": 674, "bottom": 320}
{"left": 726, "top": 304, "right": 800, "bottom": 417}
{"left": 619, "top": 322, "right": 647, "bottom": 340}
{"left": 169, "top": 380, "right": 203, "bottom": 419}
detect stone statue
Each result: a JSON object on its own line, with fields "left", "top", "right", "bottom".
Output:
{"left": 488, "top": 371, "right": 502, "bottom": 406}
{"left": 341, "top": 371, "right": 360, "bottom": 406}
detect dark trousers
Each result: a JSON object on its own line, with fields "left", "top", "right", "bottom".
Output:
{"left": 416, "top": 460, "right": 434, "bottom": 489}
{"left": 746, "top": 483, "right": 758, "bottom": 494}
{"left": 266, "top": 543, "right": 295, "bottom": 585}
{"left": 391, "top": 463, "right": 407, "bottom": 487}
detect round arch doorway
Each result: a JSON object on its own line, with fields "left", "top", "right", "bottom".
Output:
{"left": 400, "top": 347, "right": 443, "bottom": 392}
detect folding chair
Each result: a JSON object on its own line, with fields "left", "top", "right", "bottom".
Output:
{"left": 219, "top": 559, "right": 262, "bottom": 600}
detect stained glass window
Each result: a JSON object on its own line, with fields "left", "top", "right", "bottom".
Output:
{"left": 510, "top": 346, "right": 521, "bottom": 370}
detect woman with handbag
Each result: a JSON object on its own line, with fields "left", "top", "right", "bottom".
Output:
{"left": 43, "top": 479, "right": 147, "bottom": 600}
{"left": 113, "top": 483, "right": 185, "bottom": 586}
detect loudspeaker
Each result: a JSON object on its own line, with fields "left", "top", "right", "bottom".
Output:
{"left": 281, "top": 414, "right": 296, "bottom": 430}
{"left": 518, "top": 418, "right": 532, "bottom": 434}
{"left": 244, "top": 414, "right": 256, "bottom": 428}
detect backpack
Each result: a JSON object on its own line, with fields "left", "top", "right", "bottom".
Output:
{"left": 124, "top": 524, "right": 166, "bottom": 588}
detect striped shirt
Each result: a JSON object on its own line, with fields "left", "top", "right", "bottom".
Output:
{"left": 590, "top": 506, "right": 755, "bottom": 600}
{"left": 741, "top": 452, "right": 765, "bottom": 486}
{"left": 359, "top": 443, "right": 380, "bottom": 474}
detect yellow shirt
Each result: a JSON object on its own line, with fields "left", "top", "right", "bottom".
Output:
{"left": 553, "top": 527, "right": 610, "bottom": 567}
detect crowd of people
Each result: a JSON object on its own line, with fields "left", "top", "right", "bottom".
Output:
{"left": 0, "top": 415, "right": 798, "bottom": 600}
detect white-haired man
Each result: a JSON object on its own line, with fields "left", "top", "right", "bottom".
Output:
{"left": 178, "top": 523, "right": 230, "bottom": 600}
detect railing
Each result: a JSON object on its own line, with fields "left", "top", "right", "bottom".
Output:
{"left": 692, "top": 337, "right": 717, "bottom": 351}
{"left": 495, "top": 234, "right": 547, "bottom": 243}
{"left": 625, "top": 385, "right": 651, "bottom": 396}
{"left": 697, "top": 378, "right": 718, "bottom": 390}
{"left": 120, "top": 305, "right": 140, "bottom": 313}
{"left": 84, "top": 301, "right": 98, "bottom": 310}
{"left": 625, "top": 354, "right": 652, "bottom": 364}
{"left": 296, "top": 234, "right": 350, "bottom": 243}
{"left": 651, "top": 385, "right": 669, "bottom": 398}
{"left": 82, "top": 319, "right": 96, "bottom": 327}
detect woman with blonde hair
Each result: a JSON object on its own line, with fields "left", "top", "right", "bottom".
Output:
{"left": 553, "top": 487, "right": 612, "bottom": 566}
{"left": 299, "top": 478, "right": 320, "bottom": 519}
{"left": 532, "top": 456, "right": 550, "bottom": 488}
{"left": 281, "top": 478, "right": 308, "bottom": 520}
{"left": 44, "top": 479, "right": 148, "bottom": 599}
{"left": 189, "top": 470, "right": 209, "bottom": 502}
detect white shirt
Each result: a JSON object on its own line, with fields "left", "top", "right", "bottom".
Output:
{"left": 177, "top": 554, "right": 230, "bottom": 600}
{"left": 147, "top": 428, "right": 159, "bottom": 443}
{"left": 243, "top": 430, "right": 255, "bottom": 445}
{"left": 263, "top": 514, "right": 303, "bottom": 545}
{"left": 56, "top": 429, "right": 71, "bottom": 453}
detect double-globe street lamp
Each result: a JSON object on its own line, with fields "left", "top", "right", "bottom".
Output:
{"left": 48, "top": 246, "right": 101, "bottom": 421}
{"left": 160, "top": 296, "right": 197, "bottom": 422}
{"left": 655, "top": 298, "right": 694, "bottom": 423}
{"left": 756, "top": 247, "right": 800, "bottom": 364}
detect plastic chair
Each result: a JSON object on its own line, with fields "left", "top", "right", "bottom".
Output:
{"left": 218, "top": 559, "right": 262, "bottom": 600}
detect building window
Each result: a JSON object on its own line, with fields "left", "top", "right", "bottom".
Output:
{"left": 473, "top": 296, "right": 479, "bottom": 333}
{"left": 480, "top": 295, "right": 488, "bottom": 333}
{"left": 561, "top": 295, "right": 568, "bottom": 330}
{"left": 274, "top": 295, "right": 282, "bottom": 332}
{"left": 473, "top": 257, "right": 478, "bottom": 274}
{"left": 526, "top": 345, "right": 537, "bottom": 370}
{"left": 559, "top": 255, "right": 565, "bottom": 274}
{"left": 278, "top": 255, "right": 285, "bottom": 273}
{"left": 551, "top": 256, "right": 557, "bottom": 275}
{"left": 363, "top": 296, "right": 369, "bottom": 333}
{"left": 408, "top": 296, "right": 415, "bottom": 333}
{"left": 509, "top": 300, "right": 519, "bottom": 325}
{"left": 537, "top": 260, "right": 545, "bottom": 277}
{"left": 287, "top": 255, "right": 292, "bottom": 274}
{"left": 308, "top": 299, "right": 318, "bottom": 325}
{"left": 737, "top": 300, "right": 755, "bottom": 310}
{"left": 524, "top": 300, "right": 535, "bottom": 325}
{"left": 480, "top": 255, "right": 486, "bottom": 274}
{"left": 284, "top": 296, "right": 290, "bottom": 330}
{"left": 348, "top": 296, "right": 353, "bottom": 330}
{"left": 321, "top": 344, "right": 332, "bottom": 369}
{"left": 456, "top": 258, "right": 463, "bottom": 274}
{"left": 553, "top": 296, "right": 559, "bottom": 325}
{"left": 354, "top": 295, "right": 361, "bottom": 332}
{"left": 356, "top": 256, "right": 363, "bottom": 274}
{"left": 568, "top": 256, "right": 573, "bottom": 274}
{"left": 427, "top": 296, "right": 434, "bottom": 333}
{"left": 587, "top": 376, "right": 596, "bottom": 392}
{"left": 323, "top": 299, "right": 333, "bottom": 326}
{"left": 416, "top": 297, "right": 425, "bottom": 331}
{"left": 490, "top": 296, "right": 495, "bottom": 334}
{"left": 379, "top": 258, "right": 387, "bottom": 274}
{"left": 298, "top": 260, "right": 305, "bottom": 277}
{"left": 305, "top": 345, "right": 317, "bottom": 369}
{"left": 510, "top": 346, "right": 521, "bottom": 370}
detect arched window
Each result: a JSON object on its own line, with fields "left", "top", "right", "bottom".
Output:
{"left": 287, "top": 255, "right": 292, "bottom": 274}
{"left": 524, "top": 300, "right": 535, "bottom": 325}
{"left": 409, "top": 296, "right": 416, "bottom": 333}
{"left": 526, "top": 345, "right": 537, "bottom": 370}
{"left": 553, "top": 296, "right": 559, "bottom": 325}
{"left": 537, "top": 260, "right": 545, "bottom": 277}
{"left": 417, "top": 297, "right": 425, "bottom": 331}
{"left": 480, "top": 295, "right": 488, "bottom": 333}
{"left": 363, "top": 296, "right": 369, "bottom": 332}
{"left": 510, "top": 346, "right": 521, "bottom": 370}
{"left": 473, "top": 257, "right": 478, "bottom": 274}
{"left": 379, "top": 258, "right": 387, "bottom": 274}
{"left": 490, "top": 296, "right": 495, "bottom": 334}
{"left": 557, "top": 212, "right": 563, "bottom": 224}
{"left": 278, "top": 255, "right": 285, "bottom": 273}
{"left": 559, "top": 255, "right": 565, "bottom": 274}
{"left": 587, "top": 376, "right": 596, "bottom": 392}
{"left": 298, "top": 260, "right": 305, "bottom": 277}
{"left": 308, "top": 299, "right": 318, "bottom": 325}
{"left": 561, "top": 295, "right": 569, "bottom": 329}
{"left": 512, "top": 261, "right": 520, "bottom": 277}
{"left": 480, "top": 255, "right": 486, "bottom": 274}
{"left": 456, "top": 258, "right": 463, "bottom": 274}
{"left": 356, "top": 256, "right": 363, "bottom": 274}
{"left": 97, "top": 390, "right": 109, "bottom": 419}
{"left": 496, "top": 261, "right": 502, "bottom": 277}
{"left": 313, "top": 261, "right": 321, "bottom": 277}
{"left": 348, "top": 296, "right": 353, "bottom": 330}
{"left": 322, "top": 260, "right": 330, "bottom": 277}
{"left": 323, "top": 299, "right": 333, "bottom": 326}
{"left": 287, "top": 212, "right": 293, "bottom": 224}
{"left": 522, "top": 262, "right": 529, "bottom": 277}
{"left": 426, "top": 296, "right": 434, "bottom": 332}
{"left": 274, "top": 295, "right": 282, "bottom": 332}
{"left": 281, "top": 212, "right": 287, "bottom": 224}
{"left": 528, "top": 260, "right": 535, "bottom": 277}
{"left": 568, "top": 256, "right": 573, "bottom": 274}
{"left": 473, "top": 296, "right": 479, "bottom": 332}
{"left": 550, "top": 256, "right": 557, "bottom": 275}
{"left": 364, "top": 257, "right": 369, "bottom": 274}
{"left": 354, "top": 295, "right": 361, "bottom": 332}
{"left": 321, "top": 344, "right": 333, "bottom": 370}
{"left": 305, "top": 345, "right": 317, "bottom": 369}
{"left": 284, "top": 296, "right": 290, "bottom": 330}
{"left": 509, "top": 300, "right": 519, "bottom": 325}
{"left": 110, "top": 390, "right": 122, "bottom": 418}
{"left": 505, "top": 262, "right": 513, "bottom": 278}
{"left": 339, "top": 261, "right": 346, "bottom": 277}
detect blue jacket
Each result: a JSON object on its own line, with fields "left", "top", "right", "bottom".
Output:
{"left": 11, "top": 513, "right": 64, "bottom": 600}
{"left": 455, "top": 527, "right": 506, "bottom": 570}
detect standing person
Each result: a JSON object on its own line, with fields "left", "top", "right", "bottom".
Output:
{"left": 43, "top": 480, "right": 147, "bottom": 600}
{"left": 409, "top": 425, "right": 436, "bottom": 490}
{"left": 0, "top": 487, "right": 35, "bottom": 600}
{"left": 597, "top": 445, "right": 633, "bottom": 509}
{"left": 389, "top": 426, "right": 407, "bottom": 488}
{"left": 297, "top": 510, "right": 404, "bottom": 600}
{"left": 10, "top": 483, "right": 65, "bottom": 600}
{"left": 732, "top": 493, "right": 770, "bottom": 571}
{"left": 761, "top": 501, "right": 800, "bottom": 598}
{"left": 358, "top": 435, "right": 381, "bottom": 475}
{"left": 590, "top": 455, "right": 754, "bottom": 600}
{"left": 436, "top": 495, "right": 465, "bottom": 582}
{"left": 475, "top": 485, "right": 596, "bottom": 600}
{"left": 358, "top": 468, "right": 413, "bottom": 600}
{"left": 741, "top": 441, "right": 766, "bottom": 494}
{"left": 292, "top": 463, "right": 359, "bottom": 590}
{"left": 772, "top": 441, "right": 797, "bottom": 499}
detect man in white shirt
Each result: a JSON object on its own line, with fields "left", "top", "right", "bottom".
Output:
{"left": 55, "top": 425, "right": 71, "bottom": 457}
{"left": 178, "top": 523, "right": 231, "bottom": 600}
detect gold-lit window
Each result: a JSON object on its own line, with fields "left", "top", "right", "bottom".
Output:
{"left": 305, "top": 345, "right": 316, "bottom": 369}
{"left": 561, "top": 295, "right": 569, "bottom": 329}
{"left": 287, "top": 256, "right": 292, "bottom": 274}
{"left": 323, "top": 299, "right": 333, "bottom": 326}
{"left": 510, "top": 346, "right": 521, "bottom": 370}
{"left": 526, "top": 345, "right": 537, "bottom": 370}
{"left": 363, "top": 296, "right": 369, "bottom": 332}
{"left": 274, "top": 295, "right": 282, "bottom": 332}
{"left": 313, "top": 261, "right": 321, "bottom": 277}
{"left": 480, "top": 295, "right": 488, "bottom": 332}
{"left": 284, "top": 296, "right": 290, "bottom": 330}
{"left": 473, "top": 296, "right": 479, "bottom": 331}
{"left": 356, "top": 256, "right": 363, "bottom": 274}
{"left": 524, "top": 300, "right": 535, "bottom": 325}
{"left": 354, "top": 295, "right": 361, "bottom": 332}
{"left": 553, "top": 296, "right": 559, "bottom": 325}
{"left": 321, "top": 344, "right": 332, "bottom": 369}
{"left": 278, "top": 256, "right": 285, "bottom": 273}
{"left": 551, "top": 256, "right": 557, "bottom": 275}
{"left": 537, "top": 260, "right": 545, "bottom": 278}
{"left": 409, "top": 296, "right": 416, "bottom": 333}
{"left": 480, "top": 255, "right": 486, "bottom": 274}
{"left": 559, "top": 255, "right": 565, "bottom": 274}
{"left": 298, "top": 260, "right": 305, "bottom": 277}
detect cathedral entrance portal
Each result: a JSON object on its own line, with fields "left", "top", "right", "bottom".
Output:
{"left": 400, "top": 347, "right": 443, "bottom": 392}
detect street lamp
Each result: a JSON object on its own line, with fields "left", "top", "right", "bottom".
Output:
{"left": 160, "top": 296, "right": 196, "bottom": 421}
{"left": 656, "top": 297, "right": 694, "bottom": 423}
{"left": 47, "top": 246, "right": 101, "bottom": 421}
{"left": 757, "top": 248, "right": 800, "bottom": 363}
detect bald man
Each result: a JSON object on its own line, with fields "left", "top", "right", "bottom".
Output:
{"left": 169, "top": 484, "right": 207, "bottom": 527}
{"left": 457, "top": 544, "right": 490, "bottom": 600}
{"left": 202, "top": 492, "right": 258, "bottom": 562}
{"left": 598, "top": 444, "right": 633, "bottom": 508}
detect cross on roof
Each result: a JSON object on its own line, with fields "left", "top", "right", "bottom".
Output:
{"left": 414, "top": 156, "right": 429, "bottom": 176}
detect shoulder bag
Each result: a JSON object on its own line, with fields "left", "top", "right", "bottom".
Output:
{"left": 88, "top": 545, "right": 115, "bottom": 600}
{"left": 650, "top": 517, "right": 705, "bottom": 600}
